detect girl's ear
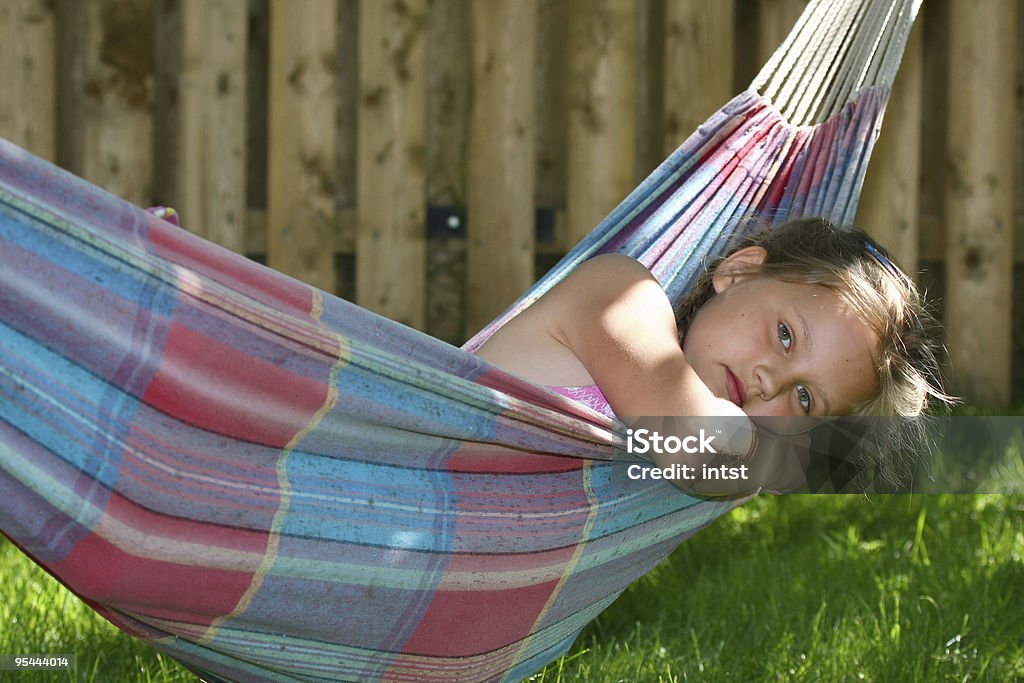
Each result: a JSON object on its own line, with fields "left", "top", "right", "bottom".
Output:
{"left": 712, "top": 246, "right": 768, "bottom": 293}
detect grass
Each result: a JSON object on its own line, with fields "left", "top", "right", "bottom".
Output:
{"left": 534, "top": 494, "right": 1024, "bottom": 682}
{"left": 0, "top": 538, "right": 193, "bottom": 682}
{"left": 2, "top": 496, "right": 1022, "bottom": 682}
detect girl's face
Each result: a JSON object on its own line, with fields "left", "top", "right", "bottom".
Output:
{"left": 682, "top": 247, "right": 880, "bottom": 417}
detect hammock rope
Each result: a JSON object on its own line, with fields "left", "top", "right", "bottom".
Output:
{"left": 751, "top": 0, "right": 919, "bottom": 125}
{"left": 0, "top": 1, "right": 920, "bottom": 681}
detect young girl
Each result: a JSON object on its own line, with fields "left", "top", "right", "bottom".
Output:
{"left": 476, "top": 218, "right": 950, "bottom": 491}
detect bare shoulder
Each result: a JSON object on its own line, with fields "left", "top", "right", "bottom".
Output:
{"left": 474, "top": 255, "right": 676, "bottom": 387}
{"left": 541, "top": 255, "right": 682, "bottom": 399}
{"left": 542, "top": 254, "right": 676, "bottom": 338}
{"left": 560, "top": 254, "right": 663, "bottom": 292}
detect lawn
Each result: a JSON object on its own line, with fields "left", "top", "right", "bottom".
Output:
{"left": 2, "top": 495, "right": 1021, "bottom": 682}
{"left": 534, "top": 494, "right": 1023, "bottom": 682}
{"left": 0, "top": 529, "right": 192, "bottom": 682}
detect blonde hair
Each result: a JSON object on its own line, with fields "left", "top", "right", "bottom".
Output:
{"left": 674, "top": 218, "right": 953, "bottom": 418}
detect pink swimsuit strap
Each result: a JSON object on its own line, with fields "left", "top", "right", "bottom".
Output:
{"left": 549, "top": 384, "right": 616, "bottom": 419}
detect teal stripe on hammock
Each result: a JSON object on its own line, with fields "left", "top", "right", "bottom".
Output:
{"left": 0, "top": 202, "right": 176, "bottom": 388}
{"left": 0, "top": 320, "right": 138, "bottom": 494}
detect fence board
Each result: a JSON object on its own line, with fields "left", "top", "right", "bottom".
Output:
{"left": 3, "top": 0, "right": 1022, "bottom": 397}
{"left": 177, "top": 0, "right": 247, "bottom": 251}
{"left": 566, "top": 0, "right": 637, "bottom": 246}
{"left": 918, "top": 0, "right": 948, "bottom": 262}
{"left": 246, "top": 0, "right": 269, "bottom": 214}
{"left": 756, "top": 0, "right": 805, "bottom": 66}
{"left": 945, "top": 0, "right": 1016, "bottom": 405}
{"left": 267, "top": 0, "right": 337, "bottom": 294}
{"left": 858, "top": 19, "right": 923, "bottom": 275}
{"left": 152, "top": 0, "right": 180, "bottom": 210}
{"left": 357, "top": 0, "right": 428, "bottom": 327}
{"left": 536, "top": 0, "right": 570, "bottom": 215}
{"left": 58, "top": 0, "right": 153, "bottom": 206}
{"left": 1017, "top": 0, "right": 1024, "bottom": 265}
{"left": 466, "top": 0, "right": 537, "bottom": 336}
{"left": 426, "top": 0, "right": 471, "bottom": 207}
{"left": 636, "top": 0, "right": 666, "bottom": 179}
{"left": 663, "top": 0, "right": 735, "bottom": 154}
{"left": 0, "top": 0, "right": 56, "bottom": 160}
{"left": 337, "top": 0, "right": 358, "bottom": 216}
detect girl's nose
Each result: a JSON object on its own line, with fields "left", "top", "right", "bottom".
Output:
{"left": 751, "top": 365, "right": 801, "bottom": 416}
{"left": 755, "top": 363, "right": 787, "bottom": 401}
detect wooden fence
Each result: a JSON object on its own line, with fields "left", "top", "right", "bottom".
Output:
{"left": 0, "top": 0, "right": 1019, "bottom": 405}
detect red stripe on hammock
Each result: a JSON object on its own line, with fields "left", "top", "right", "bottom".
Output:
{"left": 141, "top": 322, "right": 330, "bottom": 448}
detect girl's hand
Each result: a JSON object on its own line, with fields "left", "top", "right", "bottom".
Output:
{"left": 747, "top": 417, "right": 815, "bottom": 493}
{"left": 624, "top": 415, "right": 815, "bottom": 496}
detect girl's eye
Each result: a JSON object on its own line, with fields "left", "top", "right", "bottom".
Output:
{"left": 796, "top": 385, "right": 812, "bottom": 412}
{"left": 777, "top": 322, "right": 792, "bottom": 350}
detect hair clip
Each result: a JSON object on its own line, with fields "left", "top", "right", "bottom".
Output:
{"left": 864, "top": 240, "right": 902, "bottom": 279}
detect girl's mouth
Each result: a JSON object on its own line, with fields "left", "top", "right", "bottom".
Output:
{"left": 725, "top": 368, "right": 745, "bottom": 407}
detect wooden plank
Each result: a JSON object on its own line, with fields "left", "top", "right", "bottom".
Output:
{"left": 356, "top": 0, "right": 428, "bottom": 327}
{"left": 566, "top": 0, "right": 637, "bottom": 246}
{"left": 336, "top": 0, "right": 358, "bottom": 215}
{"left": 152, "top": 0, "right": 180, "bottom": 209}
{"left": 466, "top": 0, "right": 537, "bottom": 336}
{"left": 1017, "top": 0, "right": 1024, "bottom": 266}
{"left": 426, "top": 236, "right": 467, "bottom": 345}
{"left": 919, "top": 216, "right": 1024, "bottom": 265}
{"left": 636, "top": 0, "right": 666, "bottom": 179}
{"left": 734, "top": 0, "right": 760, "bottom": 87}
{"left": 177, "top": 0, "right": 247, "bottom": 252}
{"left": 945, "top": 0, "right": 1016, "bottom": 405}
{"left": 857, "top": 18, "right": 923, "bottom": 276}
{"left": 426, "top": 0, "right": 471, "bottom": 206}
{"left": 246, "top": 0, "right": 269, "bottom": 213}
{"left": 756, "top": 0, "right": 805, "bottom": 66}
{"left": 663, "top": 0, "right": 735, "bottom": 154}
{"left": 267, "top": 0, "right": 337, "bottom": 293}
{"left": 536, "top": 0, "right": 570, "bottom": 215}
{"left": 918, "top": 0, "right": 948, "bottom": 261}
{"left": 57, "top": 0, "right": 154, "bottom": 205}
{"left": 244, "top": 207, "right": 355, "bottom": 256}
{"left": 0, "top": 0, "right": 56, "bottom": 160}
{"left": 424, "top": 0, "right": 470, "bottom": 343}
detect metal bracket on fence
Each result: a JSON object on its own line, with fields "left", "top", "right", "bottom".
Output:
{"left": 426, "top": 206, "right": 556, "bottom": 244}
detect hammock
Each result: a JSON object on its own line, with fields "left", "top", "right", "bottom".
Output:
{"left": 0, "top": 1, "right": 919, "bottom": 680}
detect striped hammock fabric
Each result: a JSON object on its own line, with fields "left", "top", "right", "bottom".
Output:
{"left": 0, "top": 1, "right": 919, "bottom": 681}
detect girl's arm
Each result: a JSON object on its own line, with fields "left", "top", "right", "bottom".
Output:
{"left": 480, "top": 254, "right": 800, "bottom": 492}
{"left": 539, "top": 255, "right": 744, "bottom": 417}
{"left": 542, "top": 256, "right": 775, "bottom": 489}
